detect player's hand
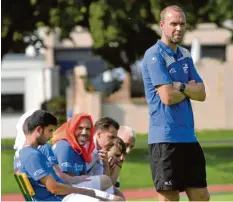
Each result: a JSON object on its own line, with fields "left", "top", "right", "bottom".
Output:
{"left": 172, "top": 82, "right": 182, "bottom": 90}
{"left": 113, "top": 195, "right": 125, "bottom": 201}
{"left": 98, "top": 149, "right": 109, "bottom": 164}
{"left": 188, "top": 80, "right": 196, "bottom": 85}
{"left": 108, "top": 156, "right": 117, "bottom": 169}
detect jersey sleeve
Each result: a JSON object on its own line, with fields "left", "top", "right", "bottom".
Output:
{"left": 25, "top": 151, "right": 50, "bottom": 181}
{"left": 145, "top": 53, "right": 173, "bottom": 87}
{"left": 188, "top": 58, "right": 203, "bottom": 83}
{"left": 40, "top": 143, "right": 58, "bottom": 166}
{"left": 52, "top": 141, "right": 78, "bottom": 174}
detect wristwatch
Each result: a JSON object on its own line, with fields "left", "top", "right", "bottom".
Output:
{"left": 180, "top": 83, "right": 186, "bottom": 92}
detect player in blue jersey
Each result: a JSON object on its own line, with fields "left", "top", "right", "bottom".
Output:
{"left": 14, "top": 110, "right": 122, "bottom": 201}
{"left": 52, "top": 113, "right": 119, "bottom": 195}
{"left": 141, "top": 5, "right": 209, "bottom": 202}
{"left": 14, "top": 110, "right": 91, "bottom": 186}
{"left": 14, "top": 110, "right": 120, "bottom": 197}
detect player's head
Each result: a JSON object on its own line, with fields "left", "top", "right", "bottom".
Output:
{"left": 118, "top": 126, "right": 136, "bottom": 154}
{"left": 108, "top": 137, "right": 126, "bottom": 163}
{"left": 24, "top": 110, "right": 57, "bottom": 145}
{"left": 69, "top": 114, "right": 94, "bottom": 146}
{"left": 160, "top": 5, "right": 186, "bottom": 44}
{"left": 94, "top": 117, "right": 120, "bottom": 150}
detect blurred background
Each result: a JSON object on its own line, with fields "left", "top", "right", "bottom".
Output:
{"left": 1, "top": 0, "right": 233, "bottom": 201}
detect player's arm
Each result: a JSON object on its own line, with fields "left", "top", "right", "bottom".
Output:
{"left": 183, "top": 81, "right": 206, "bottom": 101}
{"left": 52, "top": 164, "right": 75, "bottom": 184}
{"left": 42, "top": 144, "right": 74, "bottom": 185}
{"left": 146, "top": 54, "right": 186, "bottom": 106}
{"left": 40, "top": 175, "right": 123, "bottom": 201}
{"left": 110, "top": 160, "right": 122, "bottom": 184}
{"left": 99, "top": 150, "right": 111, "bottom": 176}
{"left": 183, "top": 51, "right": 206, "bottom": 102}
{"left": 52, "top": 142, "right": 78, "bottom": 177}
{"left": 25, "top": 152, "right": 121, "bottom": 200}
{"left": 64, "top": 170, "right": 76, "bottom": 176}
{"left": 25, "top": 152, "right": 93, "bottom": 197}
{"left": 157, "top": 83, "right": 186, "bottom": 105}
{"left": 40, "top": 174, "right": 93, "bottom": 195}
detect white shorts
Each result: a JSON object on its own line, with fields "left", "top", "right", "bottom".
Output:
{"left": 62, "top": 193, "right": 99, "bottom": 202}
{"left": 72, "top": 176, "right": 101, "bottom": 191}
{"left": 72, "top": 176, "right": 114, "bottom": 195}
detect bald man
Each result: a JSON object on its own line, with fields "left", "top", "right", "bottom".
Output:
{"left": 141, "top": 5, "right": 209, "bottom": 202}
{"left": 117, "top": 126, "right": 136, "bottom": 155}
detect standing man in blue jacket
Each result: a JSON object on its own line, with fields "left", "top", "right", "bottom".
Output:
{"left": 141, "top": 5, "right": 209, "bottom": 202}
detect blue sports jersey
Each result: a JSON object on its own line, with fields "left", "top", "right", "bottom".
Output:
{"left": 15, "top": 146, "right": 65, "bottom": 201}
{"left": 142, "top": 40, "right": 203, "bottom": 143}
{"left": 52, "top": 140, "right": 86, "bottom": 176}
{"left": 14, "top": 143, "right": 58, "bottom": 171}
{"left": 38, "top": 143, "right": 58, "bottom": 166}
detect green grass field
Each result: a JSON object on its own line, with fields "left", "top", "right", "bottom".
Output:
{"left": 136, "top": 129, "right": 233, "bottom": 143}
{"left": 119, "top": 130, "right": 233, "bottom": 189}
{"left": 1, "top": 130, "right": 233, "bottom": 194}
{"left": 129, "top": 193, "right": 233, "bottom": 201}
{"left": 120, "top": 143, "right": 233, "bottom": 189}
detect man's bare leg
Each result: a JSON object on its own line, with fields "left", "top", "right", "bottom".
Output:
{"left": 185, "top": 187, "right": 210, "bottom": 201}
{"left": 157, "top": 190, "right": 180, "bottom": 201}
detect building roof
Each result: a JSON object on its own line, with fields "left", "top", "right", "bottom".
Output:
{"left": 183, "top": 23, "right": 232, "bottom": 46}
{"left": 2, "top": 54, "right": 45, "bottom": 70}
{"left": 2, "top": 53, "right": 45, "bottom": 61}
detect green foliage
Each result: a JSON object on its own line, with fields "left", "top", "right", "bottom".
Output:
{"left": 2, "top": 0, "right": 233, "bottom": 69}
{"left": 41, "top": 96, "right": 66, "bottom": 127}
{"left": 89, "top": 0, "right": 158, "bottom": 72}
{"left": 198, "top": 0, "right": 233, "bottom": 25}
{"left": 1, "top": 0, "right": 90, "bottom": 56}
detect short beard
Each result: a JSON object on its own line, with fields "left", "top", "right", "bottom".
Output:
{"left": 37, "top": 129, "right": 47, "bottom": 145}
{"left": 170, "top": 38, "right": 181, "bottom": 45}
{"left": 170, "top": 35, "right": 183, "bottom": 45}
{"left": 37, "top": 138, "right": 46, "bottom": 146}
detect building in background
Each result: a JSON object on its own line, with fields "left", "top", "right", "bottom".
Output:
{"left": 1, "top": 54, "right": 59, "bottom": 138}
{"left": 1, "top": 22, "right": 232, "bottom": 137}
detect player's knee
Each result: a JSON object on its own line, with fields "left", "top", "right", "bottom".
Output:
{"left": 198, "top": 190, "right": 210, "bottom": 201}
{"left": 158, "top": 191, "right": 179, "bottom": 201}
{"left": 186, "top": 188, "right": 210, "bottom": 201}
{"left": 99, "top": 175, "right": 112, "bottom": 191}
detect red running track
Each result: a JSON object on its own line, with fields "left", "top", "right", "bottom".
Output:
{"left": 2, "top": 184, "right": 233, "bottom": 201}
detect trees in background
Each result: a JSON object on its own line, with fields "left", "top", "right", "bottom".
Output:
{"left": 2, "top": 0, "right": 233, "bottom": 71}
{"left": 1, "top": 0, "right": 90, "bottom": 57}
{"left": 89, "top": 0, "right": 158, "bottom": 72}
